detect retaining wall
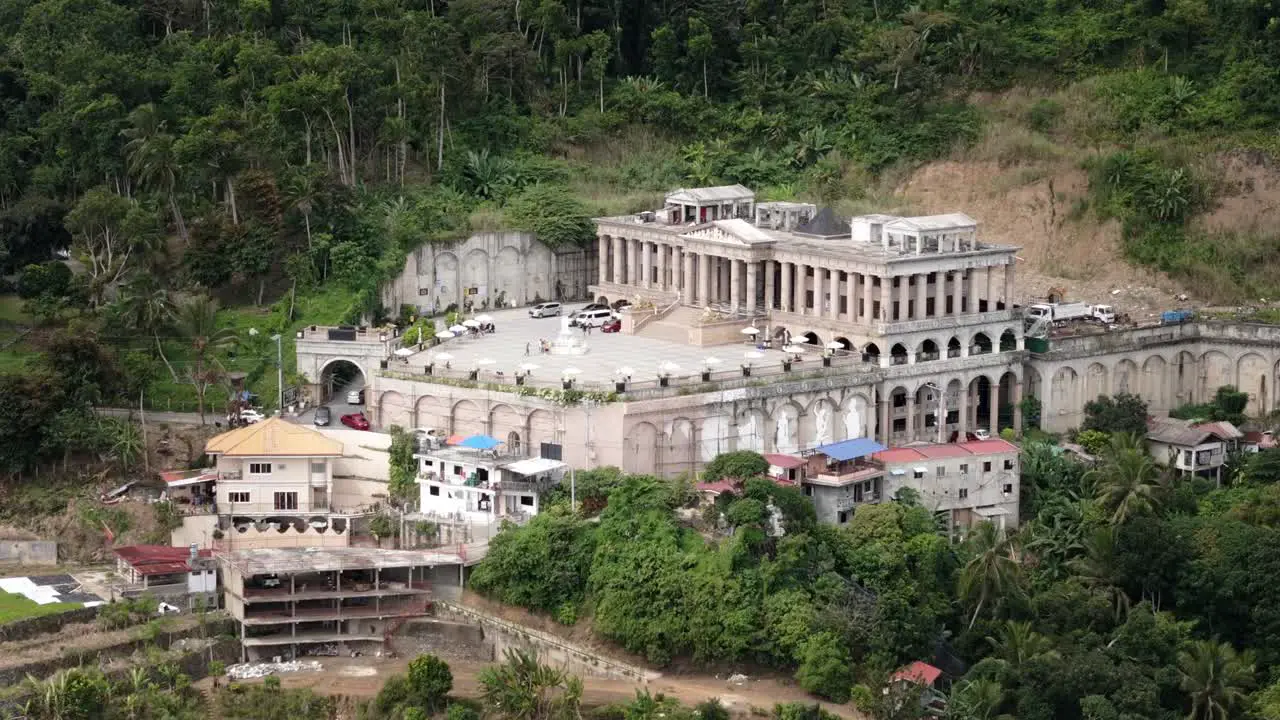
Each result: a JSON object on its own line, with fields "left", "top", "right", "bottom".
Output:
{"left": 0, "top": 540, "right": 57, "bottom": 565}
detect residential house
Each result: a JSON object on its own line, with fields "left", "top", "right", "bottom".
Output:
{"left": 1146, "top": 417, "right": 1242, "bottom": 483}
{"left": 113, "top": 544, "right": 219, "bottom": 608}
{"left": 873, "top": 438, "right": 1020, "bottom": 533}
{"left": 796, "top": 438, "right": 888, "bottom": 525}
{"left": 207, "top": 417, "right": 345, "bottom": 515}
{"left": 413, "top": 444, "right": 567, "bottom": 538}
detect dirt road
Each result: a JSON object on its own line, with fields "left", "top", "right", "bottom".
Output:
{"left": 206, "top": 656, "right": 863, "bottom": 719}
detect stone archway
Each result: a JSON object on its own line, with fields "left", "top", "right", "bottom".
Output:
{"left": 1238, "top": 352, "right": 1270, "bottom": 415}
{"left": 318, "top": 359, "right": 365, "bottom": 404}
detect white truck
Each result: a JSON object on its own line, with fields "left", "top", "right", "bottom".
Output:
{"left": 1027, "top": 302, "right": 1116, "bottom": 325}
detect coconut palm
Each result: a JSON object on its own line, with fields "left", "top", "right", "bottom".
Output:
{"left": 1068, "top": 526, "right": 1131, "bottom": 622}
{"left": 1087, "top": 433, "right": 1166, "bottom": 525}
{"left": 1178, "top": 639, "right": 1254, "bottom": 720}
{"left": 117, "top": 273, "right": 177, "bottom": 380}
{"left": 479, "top": 649, "right": 583, "bottom": 720}
{"left": 947, "top": 678, "right": 1014, "bottom": 720}
{"left": 958, "top": 521, "right": 1025, "bottom": 629}
{"left": 985, "top": 619, "right": 1060, "bottom": 671}
{"left": 122, "top": 103, "right": 187, "bottom": 244}
{"left": 173, "top": 295, "right": 237, "bottom": 424}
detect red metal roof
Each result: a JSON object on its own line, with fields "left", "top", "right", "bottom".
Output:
{"left": 696, "top": 480, "right": 738, "bottom": 496}
{"left": 914, "top": 444, "right": 974, "bottom": 459}
{"left": 873, "top": 448, "right": 925, "bottom": 463}
{"left": 892, "top": 661, "right": 942, "bottom": 686}
{"left": 764, "top": 453, "right": 805, "bottom": 469}
{"left": 160, "top": 469, "right": 217, "bottom": 486}
{"left": 114, "top": 545, "right": 212, "bottom": 576}
{"left": 956, "top": 438, "right": 1020, "bottom": 454}
{"left": 875, "top": 438, "right": 1019, "bottom": 465}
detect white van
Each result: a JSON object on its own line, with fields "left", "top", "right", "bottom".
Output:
{"left": 529, "top": 302, "right": 561, "bottom": 318}
{"left": 571, "top": 309, "right": 613, "bottom": 328}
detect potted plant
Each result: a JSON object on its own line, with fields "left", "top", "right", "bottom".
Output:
{"left": 658, "top": 374, "right": 670, "bottom": 388}
{"left": 516, "top": 374, "right": 525, "bottom": 386}
{"left": 425, "top": 364, "right": 434, "bottom": 375}
{"left": 782, "top": 359, "right": 792, "bottom": 372}
{"left": 742, "top": 364, "right": 752, "bottom": 377}
{"left": 469, "top": 369, "right": 479, "bottom": 380}
{"left": 822, "top": 355, "right": 832, "bottom": 367}
{"left": 615, "top": 380, "right": 626, "bottom": 392}
{"left": 563, "top": 379, "right": 574, "bottom": 390}
{"left": 701, "top": 369, "right": 712, "bottom": 382}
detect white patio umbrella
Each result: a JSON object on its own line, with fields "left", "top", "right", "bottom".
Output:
{"left": 824, "top": 341, "right": 845, "bottom": 351}
{"left": 659, "top": 361, "right": 681, "bottom": 374}
{"left": 449, "top": 324, "right": 468, "bottom": 334}
{"left": 434, "top": 330, "right": 455, "bottom": 340}
{"left": 740, "top": 327, "right": 760, "bottom": 336}
{"left": 703, "top": 357, "right": 722, "bottom": 367}
{"left": 518, "top": 363, "right": 539, "bottom": 372}
{"left": 475, "top": 314, "right": 494, "bottom": 323}
{"left": 783, "top": 344, "right": 807, "bottom": 354}
{"left": 462, "top": 319, "right": 482, "bottom": 328}
{"left": 433, "top": 352, "right": 454, "bottom": 362}
{"left": 476, "top": 358, "right": 496, "bottom": 366}
{"left": 802, "top": 336, "right": 819, "bottom": 344}
{"left": 615, "top": 366, "right": 635, "bottom": 377}
{"left": 562, "top": 367, "right": 582, "bottom": 377}
{"left": 394, "top": 347, "right": 415, "bottom": 357}
{"left": 743, "top": 351, "right": 764, "bottom": 361}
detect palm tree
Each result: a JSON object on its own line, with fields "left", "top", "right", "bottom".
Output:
{"left": 958, "top": 521, "right": 1025, "bottom": 629}
{"left": 1178, "top": 639, "right": 1254, "bottom": 720}
{"left": 117, "top": 274, "right": 177, "bottom": 380}
{"left": 947, "top": 678, "right": 1014, "bottom": 720}
{"left": 985, "top": 619, "right": 1060, "bottom": 671}
{"left": 1068, "top": 526, "right": 1131, "bottom": 622}
{"left": 479, "top": 649, "right": 583, "bottom": 720}
{"left": 122, "top": 103, "right": 187, "bottom": 244}
{"left": 1087, "top": 433, "right": 1166, "bottom": 525}
{"left": 173, "top": 295, "right": 237, "bottom": 424}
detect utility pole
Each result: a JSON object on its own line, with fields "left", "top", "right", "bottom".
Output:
{"left": 271, "top": 334, "right": 283, "bottom": 414}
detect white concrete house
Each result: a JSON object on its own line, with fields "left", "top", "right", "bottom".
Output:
{"left": 1146, "top": 417, "right": 1242, "bottom": 483}
{"left": 206, "top": 417, "right": 345, "bottom": 515}
{"left": 415, "top": 447, "right": 566, "bottom": 523}
{"left": 873, "top": 438, "right": 1020, "bottom": 532}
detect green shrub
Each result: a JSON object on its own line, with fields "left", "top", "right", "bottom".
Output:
{"left": 704, "top": 451, "right": 769, "bottom": 483}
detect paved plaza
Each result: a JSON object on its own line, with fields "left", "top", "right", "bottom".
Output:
{"left": 399, "top": 304, "right": 802, "bottom": 388}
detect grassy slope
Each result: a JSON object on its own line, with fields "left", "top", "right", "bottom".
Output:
{"left": 0, "top": 591, "right": 80, "bottom": 624}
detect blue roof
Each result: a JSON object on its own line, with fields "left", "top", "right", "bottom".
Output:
{"left": 458, "top": 434, "right": 502, "bottom": 450}
{"left": 813, "top": 438, "right": 885, "bottom": 461}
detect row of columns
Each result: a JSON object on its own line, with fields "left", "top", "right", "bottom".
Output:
{"left": 875, "top": 377, "right": 1023, "bottom": 445}
{"left": 598, "top": 236, "right": 1016, "bottom": 320}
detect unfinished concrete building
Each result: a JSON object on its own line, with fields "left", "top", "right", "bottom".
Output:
{"left": 219, "top": 547, "right": 465, "bottom": 660}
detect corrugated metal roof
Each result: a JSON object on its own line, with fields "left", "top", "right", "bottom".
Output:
{"left": 764, "top": 453, "right": 805, "bottom": 469}
{"left": 1147, "top": 417, "right": 1242, "bottom": 446}
{"left": 813, "top": 437, "right": 886, "bottom": 461}
{"left": 884, "top": 213, "right": 977, "bottom": 232}
{"left": 115, "top": 545, "right": 212, "bottom": 576}
{"left": 206, "top": 417, "right": 344, "bottom": 458}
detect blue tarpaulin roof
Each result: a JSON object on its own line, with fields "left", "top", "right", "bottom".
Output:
{"left": 458, "top": 434, "right": 502, "bottom": 450}
{"left": 813, "top": 438, "right": 885, "bottom": 461}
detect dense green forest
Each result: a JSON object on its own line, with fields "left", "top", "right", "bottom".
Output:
{"left": 472, "top": 397, "right": 1280, "bottom": 719}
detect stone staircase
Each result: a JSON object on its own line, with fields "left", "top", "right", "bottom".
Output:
{"left": 637, "top": 305, "right": 700, "bottom": 344}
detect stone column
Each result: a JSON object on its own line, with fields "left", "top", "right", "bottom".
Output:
{"left": 781, "top": 262, "right": 793, "bottom": 313}
{"left": 905, "top": 395, "right": 916, "bottom": 443}
{"left": 1013, "top": 378, "right": 1024, "bottom": 435}
{"left": 938, "top": 386, "right": 948, "bottom": 443}
{"left": 985, "top": 266, "right": 997, "bottom": 312}
{"left": 878, "top": 392, "right": 891, "bottom": 445}
{"left": 862, "top": 273, "right": 873, "bottom": 323}
{"left": 898, "top": 275, "right": 911, "bottom": 321}
{"left": 966, "top": 268, "right": 978, "bottom": 314}
{"left": 879, "top": 275, "right": 891, "bottom": 322}
{"left": 629, "top": 239, "right": 640, "bottom": 286}
{"left": 697, "top": 253, "right": 710, "bottom": 307}
{"left": 794, "top": 264, "right": 807, "bottom": 315}
{"left": 746, "top": 261, "right": 758, "bottom": 314}
{"left": 682, "top": 250, "right": 694, "bottom": 300}
{"left": 598, "top": 236, "right": 608, "bottom": 284}
{"left": 763, "top": 260, "right": 775, "bottom": 310}
{"left": 915, "top": 273, "right": 928, "bottom": 319}
{"left": 951, "top": 270, "right": 963, "bottom": 316}
{"left": 828, "top": 271, "right": 840, "bottom": 319}
{"left": 988, "top": 378, "right": 1000, "bottom": 436}
{"left": 846, "top": 271, "right": 858, "bottom": 321}
{"left": 640, "top": 241, "right": 652, "bottom": 289}
{"left": 730, "top": 258, "right": 742, "bottom": 313}
{"left": 813, "top": 267, "right": 824, "bottom": 318}
{"left": 612, "top": 236, "right": 624, "bottom": 285}
{"left": 1004, "top": 262, "right": 1015, "bottom": 308}
{"left": 959, "top": 382, "right": 970, "bottom": 436}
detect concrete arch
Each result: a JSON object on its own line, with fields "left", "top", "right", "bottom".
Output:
{"left": 863, "top": 342, "right": 882, "bottom": 362}
{"left": 628, "top": 422, "right": 660, "bottom": 475}
{"left": 527, "top": 409, "right": 556, "bottom": 452}
{"left": 318, "top": 359, "right": 366, "bottom": 403}
{"left": 832, "top": 336, "right": 854, "bottom": 352}
{"left": 946, "top": 336, "right": 962, "bottom": 359}
{"left": 489, "top": 404, "right": 525, "bottom": 446}
{"left": 494, "top": 246, "right": 524, "bottom": 307}
{"left": 461, "top": 249, "right": 490, "bottom": 304}
{"left": 1238, "top": 352, "right": 1270, "bottom": 415}
{"left": 838, "top": 394, "right": 871, "bottom": 440}
{"left": 999, "top": 329, "right": 1017, "bottom": 352}
{"left": 997, "top": 370, "right": 1020, "bottom": 430}
{"left": 451, "top": 399, "right": 486, "bottom": 436}
{"left": 917, "top": 338, "right": 940, "bottom": 361}
{"left": 890, "top": 343, "right": 908, "bottom": 365}
{"left": 1141, "top": 355, "right": 1169, "bottom": 412}
{"left": 1201, "top": 350, "right": 1233, "bottom": 400}
{"left": 415, "top": 395, "right": 449, "bottom": 430}
{"left": 668, "top": 417, "right": 696, "bottom": 473}
{"left": 1051, "top": 366, "right": 1080, "bottom": 421}
{"left": 772, "top": 402, "right": 801, "bottom": 454}
{"left": 527, "top": 243, "right": 556, "bottom": 301}
{"left": 378, "top": 391, "right": 410, "bottom": 430}
{"left": 800, "top": 330, "right": 821, "bottom": 346}
{"left": 1113, "top": 358, "right": 1138, "bottom": 396}
{"left": 1084, "top": 362, "right": 1109, "bottom": 404}
{"left": 971, "top": 332, "right": 992, "bottom": 355}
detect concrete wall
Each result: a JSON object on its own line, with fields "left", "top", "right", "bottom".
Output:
{"left": 217, "top": 457, "right": 329, "bottom": 514}
{"left": 0, "top": 541, "right": 56, "bottom": 565}
{"left": 382, "top": 232, "right": 596, "bottom": 313}
{"left": 320, "top": 427, "right": 393, "bottom": 481}
{"left": 882, "top": 453, "right": 1019, "bottom": 520}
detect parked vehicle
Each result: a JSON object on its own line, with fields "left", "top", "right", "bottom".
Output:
{"left": 580, "top": 303, "right": 607, "bottom": 312}
{"left": 227, "top": 409, "right": 264, "bottom": 425}
{"left": 346, "top": 389, "right": 365, "bottom": 405}
{"left": 571, "top": 308, "right": 614, "bottom": 328}
{"left": 602, "top": 317, "right": 622, "bottom": 333}
{"left": 1027, "top": 302, "right": 1115, "bottom": 325}
{"left": 1162, "top": 309, "right": 1195, "bottom": 325}
{"left": 413, "top": 427, "right": 444, "bottom": 451}
{"left": 341, "top": 412, "right": 370, "bottom": 430}
{"left": 973, "top": 429, "right": 992, "bottom": 441}
{"left": 314, "top": 406, "right": 331, "bottom": 426}
{"left": 610, "top": 299, "right": 631, "bottom": 311}
{"left": 529, "top": 302, "right": 562, "bottom": 318}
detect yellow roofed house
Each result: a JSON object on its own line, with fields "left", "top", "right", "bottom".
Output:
{"left": 205, "top": 417, "right": 344, "bottom": 522}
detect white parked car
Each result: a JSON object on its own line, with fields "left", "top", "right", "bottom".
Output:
{"left": 347, "top": 389, "right": 365, "bottom": 405}
{"left": 229, "top": 409, "right": 265, "bottom": 424}
{"left": 973, "top": 429, "right": 991, "bottom": 441}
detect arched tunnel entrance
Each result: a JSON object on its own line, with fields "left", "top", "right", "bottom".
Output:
{"left": 319, "top": 360, "right": 366, "bottom": 404}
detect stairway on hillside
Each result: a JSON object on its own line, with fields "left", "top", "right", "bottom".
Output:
{"left": 636, "top": 305, "right": 700, "bottom": 345}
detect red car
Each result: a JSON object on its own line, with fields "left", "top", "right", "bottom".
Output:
{"left": 341, "top": 412, "right": 370, "bottom": 430}
{"left": 602, "top": 317, "right": 622, "bottom": 333}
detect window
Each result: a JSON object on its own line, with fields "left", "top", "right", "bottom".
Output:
{"left": 803, "top": 486, "right": 813, "bottom": 497}
{"left": 248, "top": 463, "right": 272, "bottom": 475}
{"left": 1003, "top": 459, "right": 1014, "bottom": 470}
{"left": 429, "top": 486, "right": 440, "bottom": 497}
{"left": 1003, "top": 483, "right": 1013, "bottom": 495}
{"left": 983, "top": 461, "right": 992, "bottom": 472}
{"left": 913, "top": 469, "right": 924, "bottom": 479}
{"left": 959, "top": 463, "right": 969, "bottom": 474}
{"left": 936, "top": 467, "right": 946, "bottom": 478}
{"left": 228, "top": 492, "right": 249, "bottom": 503}
{"left": 273, "top": 492, "right": 298, "bottom": 511}
{"left": 310, "top": 462, "right": 326, "bottom": 474}
{"left": 958, "top": 488, "right": 969, "bottom": 500}
{"left": 838, "top": 511, "right": 850, "bottom": 524}
{"left": 520, "top": 495, "right": 534, "bottom": 507}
